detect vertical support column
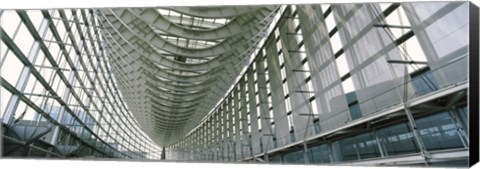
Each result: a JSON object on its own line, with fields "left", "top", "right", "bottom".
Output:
{"left": 233, "top": 87, "right": 242, "bottom": 161}
{"left": 160, "top": 147, "right": 166, "bottom": 160}
{"left": 279, "top": 6, "right": 313, "bottom": 144}
{"left": 227, "top": 95, "right": 235, "bottom": 161}
{"left": 239, "top": 77, "right": 250, "bottom": 159}
{"left": 255, "top": 51, "right": 274, "bottom": 158}
{"left": 222, "top": 101, "right": 229, "bottom": 161}
{"left": 265, "top": 38, "right": 289, "bottom": 149}
{"left": 296, "top": 5, "right": 332, "bottom": 134}
{"left": 216, "top": 110, "right": 221, "bottom": 161}
{"left": 207, "top": 118, "right": 213, "bottom": 160}
{"left": 247, "top": 69, "right": 260, "bottom": 157}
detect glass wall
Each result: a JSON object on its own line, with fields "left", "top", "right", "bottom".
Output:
{"left": 416, "top": 111, "right": 466, "bottom": 151}
{"left": 283, "top": 149, "right": 305, "bottom": 164}
{"left": 258, "top": 107, "right": 468, "bottom": 164}
{"left": 164, "top": 2, "right": 469, "bottom": 165}
{"left": 307, "top": 144, "right": 330, "bottom": 164}
{"left": 1, "top": 9, "right": 162, "bottom": 159}
{"left": 377, "top": 122, "right": 418, "bottom": 156}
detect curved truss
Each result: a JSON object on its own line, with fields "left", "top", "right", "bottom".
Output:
{"left": 99, "top": 6, "right": 279, "bottom": 146}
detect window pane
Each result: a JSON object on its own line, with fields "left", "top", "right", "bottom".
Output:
{"left": 336, "top": 54, "right": 349, "bottom": 77}
{"left": 283, "top": 149, "right": 305, "bottom": 164}
{"left": 308, "top": 144, "right": 330, "bottom": 163}
{"left": 378, "top": 122, "right": 418, "bottom": 156}
{"left": 333, "top": 137, "right": 358, "bottom": 162}
{"left": 355, "top": 132, "right": 381, "bottom": 159}
{"left": 416, "top": 112, "right": 464, "bottom": 150}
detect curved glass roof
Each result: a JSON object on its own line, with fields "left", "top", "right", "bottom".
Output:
{"left": 99, "top": 6, "right": 279, "bottom": 146}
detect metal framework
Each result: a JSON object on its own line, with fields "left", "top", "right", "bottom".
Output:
{"left": 1, "top": 9, "right": 162, "bottom": 159}
{"left": 163, "top": 2, "right": 470, "bottom": 167}
{"left": 98, "top": 6, "right": 279, "bottom": 145}
{"left": 0, "top": 2, "right": 473, "bottom": 167}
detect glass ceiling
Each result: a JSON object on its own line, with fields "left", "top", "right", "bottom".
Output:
{"left": 99, "top": 6, "right": 279, "bottom": 146}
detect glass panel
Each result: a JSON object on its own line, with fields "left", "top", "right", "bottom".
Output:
{"left": 313, "top": 121, "right": 321, "bottom": 134}
{"left": 324, "top": 10, "right": 336, "bottom": 32}
{"left": 0, "top": 87, "right": 12, "bottom": 117}
{"left": 335, "top": 54, "right": 349, "bottom": 77}
{"left": 342, "top": 77, "right": 355, "bottom": 93}
{"left": 332, "top": 137, "right": 358, "bottom": 162}
{"left": 308, "top": 144, "right": 330, "bottom": 164}
{"left": 423, "top": 3, "right": 468, "bottom": 58}
{"left": 343, "top": 5, "right": 370, "bottom": 36}
{"left": 411, "top": 69, "right": 438, "bottom": 96}
{"left": 27, "top": 10, "right": 45, "bottom": 32}
{"left": 287, "top": 114, "right": 294, "bottom": 130}
{"left": 355, "top": 132, "right": 381, "bottom": 159}
{"left": 413, "top": 2, "right": 448, "bottom": 21}
{"left": 416, "top": 112, "right": 464, "bottom": 150}
{"left": 285, "top": 97, "right": 292, "bottom": 112}
{"left": 311, "top": 99, "right": 319, "bottom": 115}
{"left": 404, "top": 36, "right": 428, "bottom": 73}
{"left": 269, "top": 155, "right": 282, "bottom": 163}
{"left": 378, "top": 122, "right": 418, "bottom": 156}
{"left": 2, "top": 51, "right": 24, "bottom": 84}
{"left": 349, "top": 104, "right": 362, "bottom": 120}
{"left": 382, "top": 7, "right": 411, "bottom": 39}
{"left": 330, "top": 32, "right": 343, "bottom": 53}
{"left": 283, "top": 149, "right": 305, "bottom": 164}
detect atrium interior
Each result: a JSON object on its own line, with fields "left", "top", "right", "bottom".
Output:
{"left": 0, "top": 1, "right": 478, "bottom": 167}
